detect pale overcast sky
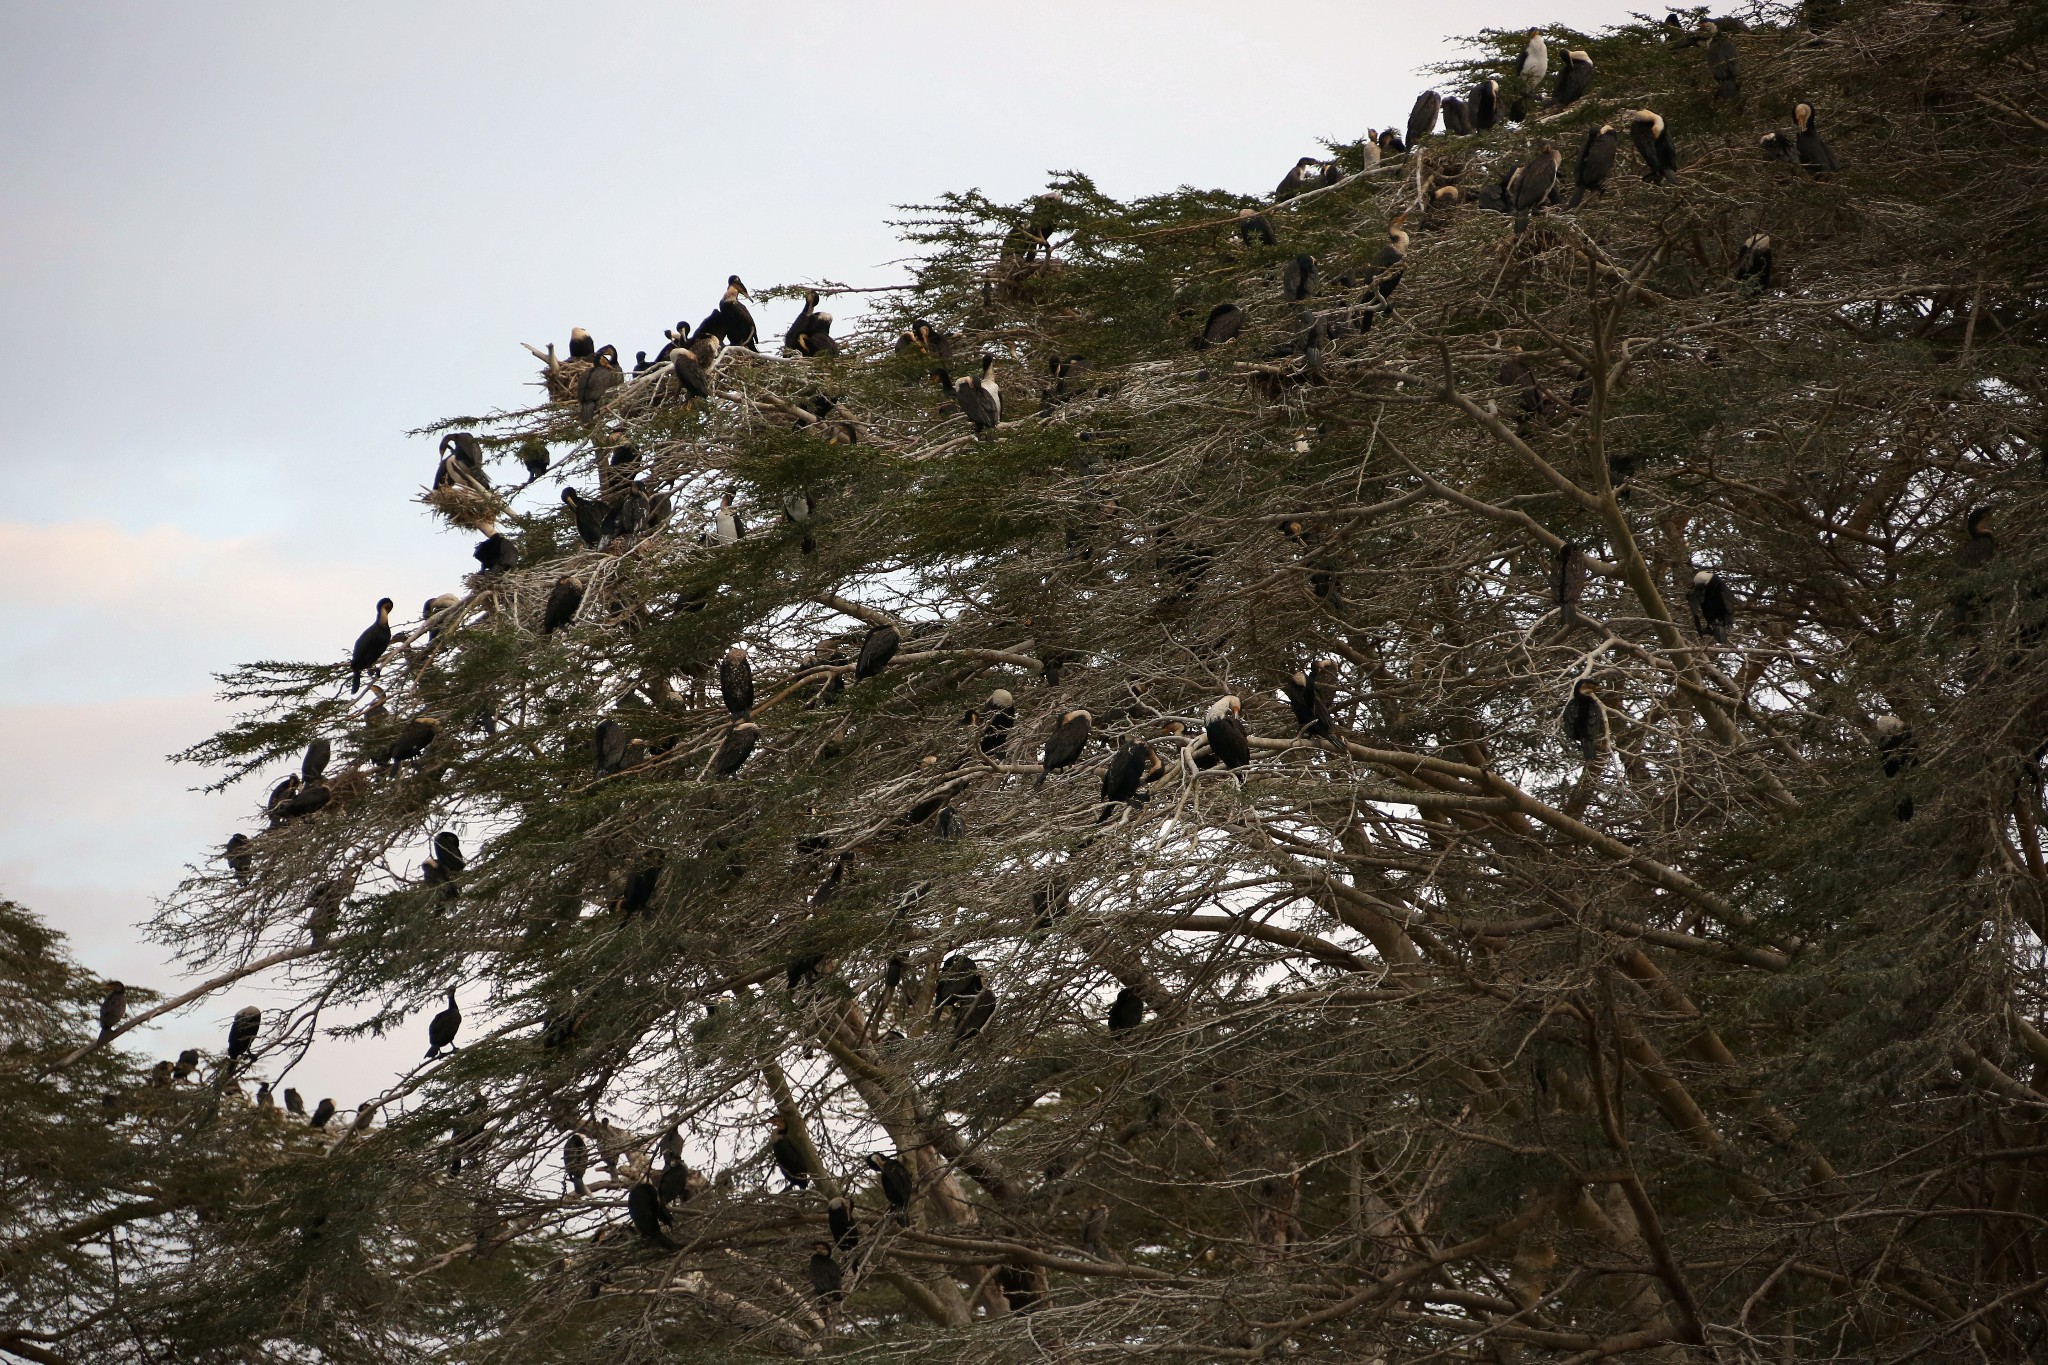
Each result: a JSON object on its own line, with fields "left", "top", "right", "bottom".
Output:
{"left": 0, "top": 2, "right": 1632, "bottom": 1099}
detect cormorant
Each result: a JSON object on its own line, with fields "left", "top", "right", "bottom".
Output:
{"left": 350, "top": 598, "right": 393, "bottom": 692}
{"left": 1553, "top": 49, "right": 1594, "bottom": 106}
{"left": 277, "top": 778, "right": 332, "bottom": 821}
{"left": 425, "top": 988, "right": 461, "bottom": 1058}
{"left": 974, "top": 688, "right": 1015, "bottom": 757}
{"left": 564, "top": 1133, "right": 589, "bottom": 1194}
{"left": 422, "top": 594, "right": 460, "bottom": 640}
{"left": 1204, "top": 696, "right": 1252, "bottom": 771}
{"left": 855, "top": 623, "right": 901, "bottom": 680}
{"left": 1082, "top": 1203, "right": 1111, "bottom": 1260}
{"left": 519, "top": 438, "right": 550, "bottom": 479}
{"left": 1376, "top": 128, "right": 1406, "bottom": 159}
{"left": 562, "top": 487, "right": 608, "bottom": 548}
{"left": 657, "top": 1150, "right": 691, "bottom": 1206}
{"left": 1704, "top": 23, "right": 1740, "bottom": 101}
{"left": 939, "top": 354, "right": 1002, "bottom": 430}
{"left": 226, "top": 1005, "right": 261, "bottom": 1060}
{"left": 387, "top": 716, "right": 439, "bottom": 764}
{"left": 542, "top": 577, "right": 585, "bottom": 633}
{"left": 628, "top": 1182, "right": 678, "bottom": 1248}
{"left": 173, "top": 1049, "right": 200, "bottom": 1081}
{"left": 953, "top": 983, "right": 996, "bottom": 1044}
{"left": 1689, "top": 570, "right": 1735, "bottom": 644}
{"left": 1282, "top": 253, "right": 1316, "bottom": 301}
{"left": 1735, "top": 233, "right": 1774, "bottom": 291}
{"left": 1793, "top": 102, "right": 1839, "bottom": 176}
{"left": 770, "top": 1115, "right": 810, "bottom": 1189}
{"left": 1098, "top": 736, "right": 1156, "bottom": 822}
{"left": 1274, "top": 155, "right": 1320, "bottom": 201}
{"left": 710, "top": 721, "right": 759, "bottom": 779}
{"left": 307, "top": 877, "right": 345, "bottom": 946}
{"left": 828, "top": 1196, "right": 858, "bottom": 1251}
{"left": 1629, "top": 109, "right": 1679, "bottom": 183}
{"left": 266, "top": 774, "right": 301, "bottom": 823}
{"left": 1471, "top": 77, "right": 1500, "bottom": 130}
{"left": 1556, "top": 541, "right": 1588, "bottom": 620}
{"left": 1959, "top": 506, "right": 1997, "bottom": 569}
{"left": 1107, "top": 985, "right": 1145, "bottom": 1032}
{"left": 1441, "top": 95, "right": 1473, "bottom": 135}
{"left": 421, "top": 831, "right": 465, "bottom": 891}
{"left": 352, "top": 1101, "right": 376, "bottom": 1133}
{"left": 1516, "top": 29, "right": 1549, "bottom": 97}
{"left": 1236, "top": 208, "right": 1276, "bottom": 246}
{"left": 808, "top": 1243, "right": 846, "bottom": 1300}
{"left": 1569, "top": 125, "right": 1619, "bottom": 207}
{"left": 225, "top": 832, "right": 253, "bottom": 884}
{"left": 669, "top": 337, "right": 717, "bottom": 403}
{"left": 1280, "top": 659, "right": 1338, "bottom": 738}
{"left": 897, "top": 318, "right": 953, "bottom": 362}
{"left": 578, "top": 346, "right": 623, "bottom": 420}
{"left": 716, "top": 275, "right": 758, "bottom": 349}
{"left": 1406, "top": 90, "right": 1441, "bottom": 147}
{"left": 1563, "top": 678, "right": 1604, "bottom": 763}
{"left": 284, "top": 1087, "right": 305, "bottom": 1115}
{"left": 933, "top": 953, "right": 984, "bottom": 1020}
{"left": 713, "top": 491, "right": 745, "bottom": 546}
{"left": 1760, "top": 130, "right": 1797, "bottom": 165}
{"left": 594, "top": 718, "right": 634, "bottom": 774}
{"left": 1192, "top": 302, "right": 1244, "bottom": 350}
{"left": 720, "top": 646, "right": 754, "bottom": 717}
{"left": 1509, "top": 146, "right": 1562, "bottom": 232}
{"left": 98, "top": 981, "right": 126, "bottom": 1037}
{"left": 568, "top": 327, "right": 595, "bottom": 359}
{"left": 869, "top": 1153, "right": 913, "bottom": 1213}
{"left": 1361, "top": 216, "right": 1409, "bottom": 313}
{"left": 786, "top": 289, "right": 838, "bottom": 356}
{"left": 1877, "top": 714, "right": 1917, "bottom": 821}
{"left": 1037, "top": 709, "right": 1093, "bottom": 786}
{"left": 474, "top": 532, "right": 516, "bottom": 572}
{"left": 310, "top": 1097, "right": 336, "bottom": 1129}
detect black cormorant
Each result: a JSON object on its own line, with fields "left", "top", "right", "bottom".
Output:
{"left": 1107, "top": 985, "right": 1145, "bottom": 1032}
{"left": 717, "top": 276, "right": 758, "bottom": 349}
{"left": 1553, "top": 49, "right": 1593, "bottom": 106}
{"left": 350, "top": 598, "right": 393, "bottom": 692}
{"left": 1471, "top": 77, "right": 1500, "bottom": 130}
{"left": 562, "top": 487, "right": 608, "bottom": 548}
{"left": 941, "top": 354, "right": 1002, "bottom": 430}
{"left": 1735, "top": 233, "right": 1774, "bottom": 291}
{"left": 1569, "top": 125, "right": 1619, "bottom": 207}
{"left": 474, "top": 532, "right": 517, "bottom": 572}
{"left": 808, "top": 1243, "right": 845, "bottom": 1300}
{"left": 1959, "top": 506, "right": 1997, "bottom": 569}
{"left": 225, "top": 832, "right": 253, "bottom": 884}
{"left": 310, "top": 1097, "right": 336, "bottom": 1128}
{"left": 952, "top": 985, "right": 996, "bottom": 1044}
{"left": 1563, "top": 678, "right": 1604, "bottom": 763}
{"left": 226, "top": 1005, "right": 261, "bottom": 1060}
{"left": 1376, "top": 128, "right": 1406, "bottom": 159}
{"left": 1037, "top": 709, "right": 1093, "bottom": 786}
{"left": 1689, "top": 570, "right": 1735, "bottom": 644}
{"left": 1793, "top": 102, "right": 1839, "bottom": 176}
{"left": 786, "top": 289, "right": 838, "bottom": 356}
{"left": 569, "top": 327, "right": 595, "bottom": 359}
{"left": 1236, "top": 208, "right": 1276, "bottom": 246}
{"left": 425, "top": 988, "right": 461, "bottom": 1058}
{"left": 1441, "top": 94, "right": 1473, "bottom": 135}
{"left": 98, "top": 981, "right": 126, "bottom": 1037}
{"left": 1282, "top": 253, "right": 1317, "bottom": 301}
{"left": 386, "top": 715, "right": 439, "bottom": 764}
{"left": 564, "top": 1133, "right": 588, "bottom": 1194}
{"left": 719, "top": 645, "right": 755, "bottom": 717}
{"left": 173, "top": 1048, "right": 200, "bottom": 1081}
{"left": 594, "top": 718, "right": 633, "bottom": 774}
{"left": 1877, "top": 714, "right": 1917, "bottom": 821}
{"left": 869, "top": 1153, "right": 913, "bottom": 1212}
{"left": 1509, "top": 146, "right": 1562, "bottom": 232}
{"left": 421, "top": 831, "right": 465, "bottom": 890}
{"left": 627, "top": 1182, "right": 678, "bottom": 1248}
{"left": 1629, "top": 110, "right": 1679, "bottom": 183}
{"left": 578, "top": 346, "right": 623, "bottom": 420}
{"left": 1192, "top": 303, "right": 1244, "bottom": 350}
{"left": 1704, "top": 23, "right": 1740, "bottom": 101}
{"left": 519, "top": 438, "right": 551, "bottom": 479}
{"left": 933, "top": 953, "right": 984, "bottom": 1019}
{"left": 284, "top": 1087, "right": 304, "bottom": 1115}
{"left": 1274, "top": 155, "right": 1320, "bottom": 201}
{"left": 542, "top": 577, "right": 585, "bottom": 634}
{"left": 1204, "top": 696, "right": 1252, "bottom": 771}
{"left": 1406, "top": 90, "right": 1441, "bottom": 147}
{"left": 710, "top": 722, "right": 759, "bottom": 779}
{"left": 855, "top": 623, "right": 900, "bottom": 680}
{"left": 1098, "top": 737, "right": 1156, "bottom": 821}
{"left": 770, "top": 1115, "right": 810, "bottom": 1189}
{"left": 974, "top": 688, "right": 1015, "bottom": 756}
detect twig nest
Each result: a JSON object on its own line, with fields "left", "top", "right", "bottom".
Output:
{"left": 544, "top": 356, "right": 593, "bottom": 404}
{"left": 421, "top": 484, "right": 505, "bottom": 533}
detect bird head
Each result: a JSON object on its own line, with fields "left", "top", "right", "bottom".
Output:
{"left": 1875, "top": 714, "right": 1908, "bottom": 738}
{"left": 1634, "top": 109, "right": 1665, "bottom": 135}
{"left": 376, "top": 597, "right": 394, "bottom": 614}
{"left": 987, "top": 688, "right": 1014, "bottom": 708}
{"left": 1207, "top": 695, "right": 1242, "bottom": 722}
{"left": 1575, "top": 679, "right": 1597, "bottom": 697}
{"left": 728, "top": 274, "right": 749, "bottom": 297}
{"left": 570, "top": 326, "right": 590, "bottom": 344}
{"left": 1967, "top": 506, "right": 1993, "bottom": 535}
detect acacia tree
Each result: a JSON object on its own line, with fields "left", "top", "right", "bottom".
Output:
{"left": 40, "top": 2, "right": 2048, "bottom": 1360}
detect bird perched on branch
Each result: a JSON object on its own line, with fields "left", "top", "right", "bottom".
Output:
{"left": 807, "top": 1243, "right": 845, "bottom": 1301}
{"left": 1274, "top": 155, "right": 1320, "bottom": 201}
{"left": 1704, "top": 23, "right": 1741, "bottom": 101}
{"left": 98, "top": 981, "right": 126, "bottom": 1037}
{"left": 1098, "top": 736, "right": 1160, "bottom": 822}
{"left": 564, "top": 1133, "right": 589, "bottom": 1195}
{"left": 1281, "top": 660, "right": 1338, "bottom": 739}
{"left": 627, "top": 1182, "right": 678, "bottom": 1249}
{"left": 855, "top": 623, "right": 901, "bottom": 681}
{"left": 769, "top": 1114, "right": 810, "bottom": 1189}
{"left": 578, "top": 346, "right": 622, "bottom": 420}
{"left": 1735, "top": 233, "right": 1774, "bottom": 292}
{"left": 1470, "top": 77, "right": 1500, "bottom": 130}
{"left": 1108, "top": 986, "right": 1145, "bottom": 1032}
{"left": 939, "top": 355, "right": 1002, "bottom": 430}
{"left": 1511, "top": 29, "right": 1547, "bottom": 119}
{"left": 421, "top": 831, "right": 465, "bottom": 894}
{"left": 425, "top": 989, "right": 461, "bottom": 1058}
{"left": 474, "top": 533, "right": 517, "bottom": 572}
{"left": 1553, "top": 49, "right": 1593, "bottom": 106}
{"left": 1629, "top": 110, "right": 1679, "bottom": 183}
{"left": 1509, "top": 146, "right": 1562, "bottom": 233}
{"left": 1192, "top": 303, "right": 1244, "bottom": 350}
{"left": 715, "top": 275, "right": 757, "bottom": 350}
{"left": 709, "top": 722, "right": 759, "bottom": 779}
{"left": 542, "top": 577, "right": 585, "bottom": 634}
{"left": 869, "top": 1152, "right": 914, "bottom": 1214}
{"left": 1204, "top": 696, "right": 1252, "bottom": 772}
{"left": 226, "top": 1006, "right": 261, "bottom": 1062}
{"left": 1441, "top": 94, "right": 1473, "bottom": 135}
{"left": 1563, "top": 679, "right": 1605, "bottom": 764}
{"left": 1406, "top": 90, "right": 1441, "bottom": 148}
{"left": 1235, "top": 208, "right": 1276, "bottom": 246}
{"left": 562, "top": 487, "right": 607, "bottom": 548}
{"left": 1794, "top": 102, "right": 1839, "bottom": 176}
{"left": 349, "top": 598, "right": 393, "bottom": 693}
{"left": 568, "top": 327, "right": 595, "bottom": 360}
{"left": 1689, "top": 570, "right": 1735, "bottom": 645}
{"left": 1282, "top": 253, "right": 1317, "bottom": 301}
{"left": 785, "top": 289, "right": 838, "bottom": 356}
{"left": 1876, "top": 714, "right": 1917, "bottom": 821}
{"left": 1569, "top": 125, "right": 1618, "bottom": 207}
{"left": 1037, "top": 709, "right": 1092, "bottom": 786}
{"left": 719, "top": 646, "right": 754, "bottom": 718}
{"left": 971, "top": 688, "right": 1016, "bottom": 757}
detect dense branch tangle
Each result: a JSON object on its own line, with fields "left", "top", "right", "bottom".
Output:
{"left": 120, "top": 4, "right": 2048, "bottom": 1362}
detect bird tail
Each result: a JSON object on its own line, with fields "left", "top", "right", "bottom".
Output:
{"left": 1035, "top": 770, "right": 1049, "bottom": 789}
{"left": 571, "top": 1177, "right": 585, "bottom": 1196}
{"left": 1567, "top": 186, "right": 1585, "bottom": 210}
{"left": 1579, "top": 736, "right": 1598, "bottom": 764}
{"left": 1513, "top": 209, "right": 1530, "bottom": 234}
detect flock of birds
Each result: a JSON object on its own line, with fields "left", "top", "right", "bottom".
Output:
{"left": 92, "top": 9, "right": 2014, "bottom": 1295}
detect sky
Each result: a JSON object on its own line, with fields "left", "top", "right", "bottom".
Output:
{"left": 0, "top": 1, "right": 1634, "bottom": 1103}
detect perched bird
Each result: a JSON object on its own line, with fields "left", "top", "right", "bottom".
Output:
{"left": 1556, "top": 541, "right": 1588, "bottom": 621}
{"left": 807, "top": 1243, "right": 846, "bottom": 1301}
{"left": 713, "top": 492, "right": 745, "bottom": 546}
{"left": 578, "top": 346, "right": 623, "bottom": 420}
{"left": 1958, "top": 506, "right": 1997, "bottom": 570}
{"left": 422, "top": 831, "right": 465, "bottom": 890}
{"left": 1235, "top": 208, "right": 1276, "bottom": 246}
{"left": 349, "top": 598, "right": 394, "bottom": 693}
{"left": 933, "top": 954, "right": 985, "bottom": 1020}
{"left": 173, "top": 1049, "right": 200, "bottom": 1082}
{"left": 265, "top": 774, "right": 302, "bottom": 824}
{"left": 657, "top": 1153, "right": 691, "bottom": 1206}
{"left": 1793, "top": 102, "right": 1839, "bottom": 176}
{"left": 717, "top": 275, "right": 758, "bottom": 350}
{"left": 719, "top": 646, "right": 754, "bottom": 717}
{"left": 472, "top": 532, "right": 517, "bottom": 573}
{"left": 782, "top": 488, "right": 816, "bottom": 553}
{"left": 562, "top": 488, "right": 608, "bottom": 548}
{"left": 785, "top": 289, "right": 838, "bottom": 356}
{"left": 1569, "top": 125, "right": 1619, "bottom": 207}
{"left": 710, "top": 721, "right": 760, "bottom": 779}
{"left": 1376, "top": 128, "right": 1406, "bottom": 159}
{"left": 434, "top": 432, "right": 489, "bottom": 492}
{"left": 1082, "top": 1202, "right": 1112, "bottom": 1260}
{"left": 352, "top": 1101, "right": 376, "bottom": 1133}
{"left": 1470, "top": 76, "right": 1500, "bottom": 130}
{"left": 98, "top": 981, "right": 127, "bottom": 1037}
{"left": 1735, "top": 233, "right": 1774, "bottom": 291}
{"left": 869, "top": 1152, "right": 914, "bottom": 1213}
{"left": 1098, "top": 736, "right": 1158, "bottom": 822}
{"left": 1563, "top": 679, "right": 1604, "bottom": 764}
{"left": 627, "top": 1182, "right": 679, "bottom": 1249}
{"left": 564, "top": 1133, "right": 589, "bottom": 1195}
{"left": 1553, "top": 49, "right": 1593, "bottom": 106}
{"left": 1629, "top": 110, "right": 1679, "bottom": 183}
{"left": 669, "top": 336, "right": 717, "bottom": 403}
{"left": 568, "top": 327, "right": 595, "bottom": 360}
{"left": 224, "top": 832, "right": 253, "bottom": 884}
{"left": 1274, "top": 155, "right": 1320, "bottom": 201}
{"left": 1203, "top": 696, "right": 1252, "bottom": 771}
{"left": 1406, "top": 90, "right": 1441, "bottom": 147}
{"left": 226, "top": 1005, "right": 261, "bottom": 1060}
{"left": 897, "top": 318, "right": 953, "bottom": 362}
{"left": 385, "top": 716, "right": 439, "bottom": 765}
{"left": 770, "top": 1115, "right": 810, "bottom": 1189}
{"left": 828, "top": 1196, "right": 859, "bottom": 1252}
{"left": 1509, "top": 146, "right": 1563, "bottom": 232}
{"left": 1280, "top": 660, "right": 1338, "bottom": 739}
{"left": 1760, "top": 129, "right": 1799, "bottom": 166}
{"left": 940, "top": 354, "right": 1002, "bottom": 430}
{"left": 424, "top": 989, "right": 461, "bottom": 1058}
{"left": 1704, "top": 23, "right": 1741, "bottom": 101}
{"left": 1441, "top": 95, "right": 1473, "bottom": 135}
{"left": 855, "top": 623, "right": 901, "bottom": 681}
{"left": 952, "top": 981, "right": 997, "bottom": 1045}
{"left": 1360, "top": 216, "right": 1409, "bottom": 313}
{"left": 1191, "top": 302, "right": 1244, "bottom": 350}
{"left": 309, "top": 1098, "right": 336, "bottom": 1129}
{"left": 1282, "top": 253, "right": 1317, "bottom": 301}
{"left": 422, "top": 594, "right": 460, "bottom": 641}
{"left": 1037, "top": 709, "right": 1093, "bottom": 786}
{"left": 1877, "top": 714, "right": 1917, "bottom": 821}
{"left": 1107, "top": 986, "right": 1145, "bottom": 1032}
{"left": 974, "top": 688, "right": 1016, "bottom": 757}
{"left": 542, "top": 577, "right": 585, "bottom": 634}
{"left": 1516, "top": 29, "right": 1548, "bottom": 98}
{"left": 284, "top": 1087, "right": 305, "bottom": 1116}
{"left": 307, "top": 876, "right": 349, "bottom": 945}
{"left": 1689, "top": 570, "right": 1735, "bottom": 645}
{"left": 275, "top": 777, "right": 332, "bottom": 821}
{"left": 519, "top": 438, "right": 551, "bottom": 479}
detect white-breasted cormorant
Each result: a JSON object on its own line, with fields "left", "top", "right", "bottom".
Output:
{"left": 569, "top": 327, "right": 595, "bottom": 359}
{"left": 829, "top": 1196, "right": 858, "bottom": 1251}
{"left": 1517, "top": 29, "right": 1548, "bottom": 97}
{"left": 1793, "top": 102, "right": 1839, "bottom": 176}
{"left": 1689, "top": 570, "right": 1735, "bottom": 644}
{"left": 1471, "top": 77, "right": 1500, "bottom": 130}
{"left": 350, "top": 598, "right": 393, "bottom": 693}
{"left": 425, "top": 988, "right": 461, "bottom": 1058}
{"left": 1204, "top": 696, "right": 1252, "bottom": 771}
{"left": 1037, "top": 709, "right": 1092, "bottom": 786}
{"left": 226, "top": 1005, "right": 261, "bottom": 1060}
{"left": 1274, "top": 156, "right": 1320, "bottom": 201}
{"left": 973, "top": 688, "right": 1015, "bottom": 756}
{"left": 1554, "top": 49, "right": 1593, "bottom": 106}
{"left": 869, "top": 1152, "right": 913, "bottom": 1212}
{"left": 770, "top": 1114, "right": 810, "bottom": 1189}
{"left": 1281, "top": 659, "right": 1338, "bottom": 738}
{"left": 578, "top": 346, "right": 623, "bottom": 420}
{"left": 1630, "top": 110, "right": 1679, "bottom": 183}
{"left": 1570, "top": 125, "right": 1619, "bottom": 207}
